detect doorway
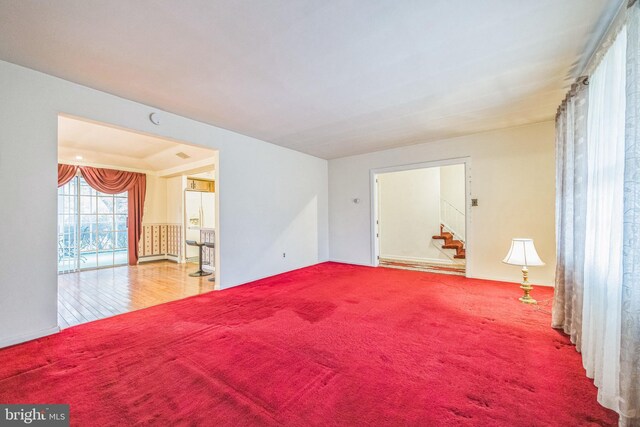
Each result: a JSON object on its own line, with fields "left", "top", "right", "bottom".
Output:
{"left": 57, "top": 114, "right": 220, "bottom": 328}
{"left": 371, "top": 158, "right": 470, "bottom": 276}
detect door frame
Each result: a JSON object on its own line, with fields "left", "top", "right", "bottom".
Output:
{"left": 370, "top": 156, "right": 472, "bottom": 277}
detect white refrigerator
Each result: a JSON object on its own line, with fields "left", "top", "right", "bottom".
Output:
{"left": 185, "top": 190, "right": 215, "bottom": 260}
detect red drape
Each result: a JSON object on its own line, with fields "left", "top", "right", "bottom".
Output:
{"left": 78, "top": 166, "right": 146, "bottom": 266}
{"left": 57, "top": 164, "right": 78, "bottom": 187}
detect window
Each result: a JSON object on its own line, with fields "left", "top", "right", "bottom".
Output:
{"left": 58, "top": 175, "right": 128, "bottom": 273}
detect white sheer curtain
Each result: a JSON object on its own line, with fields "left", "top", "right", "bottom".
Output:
{"left": 551, "top": 81, "right": 588, "bottom": 347}
{"left": 553, "top": 4, "right": 640, "bottom": 424}
{"left": 620, "top": 3, "right": 640, "bottom": 425}
{"left": 582, "top": 28, "right": 627, "bottom": 413}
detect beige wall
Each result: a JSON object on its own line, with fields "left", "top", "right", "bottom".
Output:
{"left": 329, "top": 121, "right": 556, "bottom": 286}
{"left": 439, "top": 164, "right": 467, "bottom": 240}
{"left": 165, "top": 176, "right": 183, "bottom": 225}
{"left": 142, "top": 174, "right": 168, "bottom": 224}
{"left": 378, "top": 168, "right": 449, "bottom": 263}
{"left": 440, "top": 164, "right": 466, "bottom": 216}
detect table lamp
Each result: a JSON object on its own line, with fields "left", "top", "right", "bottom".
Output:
{"left": 502, "top": 238, "right": 545, "bottom": 304}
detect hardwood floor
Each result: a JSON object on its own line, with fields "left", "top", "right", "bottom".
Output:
{"left": 57, "top": 261, "right": 216, "bottom": 328}
{"left": 379, "top": 258, "right": 466, "bottom": 276}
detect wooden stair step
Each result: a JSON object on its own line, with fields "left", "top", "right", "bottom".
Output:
{"left": 442, "top": 241, "right": 463, "bottom": 249}
{"left": 433, "top": 225, "right": 466, "bottom": 259}
{"left": 433, "top": 232, "right": 453, "bottom": 240}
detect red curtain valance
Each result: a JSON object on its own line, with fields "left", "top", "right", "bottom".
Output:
{"left": 58, "top": 164, "right": 78, "bottom": 187}
{"left": 80, "top": 167, "right": 143, "bottom": 194}
{"left": 57, "top": 164, "right": 146, "bottom": 266}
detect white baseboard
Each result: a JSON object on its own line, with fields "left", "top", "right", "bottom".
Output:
{"left": 139, "top": 255, "right": 180, "bottom": 263}
{"left": 139, "top": 255, "right": 167, "bottom": 263}
{"left": 328, "top": 259, "right": 374, "bottom": 267}
{"left": 329, "top": 259, "right": 552, "bottom": 287}
{"left": 465, "top": 272, "right": 554, "bottom": 287}
{"left": 380, "top": 254, "right": 460, "bottom": 266}
{"left": 0, "top": 325, "right": 60, "bottom": 349}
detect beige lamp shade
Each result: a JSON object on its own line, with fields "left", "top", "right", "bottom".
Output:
{"left": 502, "top": 238, "right": 545, "bottom": 267}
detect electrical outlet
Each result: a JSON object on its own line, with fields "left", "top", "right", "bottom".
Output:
{"left": 282, "top": 252, "right": 286, "bottom": 258}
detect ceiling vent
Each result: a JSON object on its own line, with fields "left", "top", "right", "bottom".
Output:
{"left": 175, "top": 152, "right": 191, "bottom": 159}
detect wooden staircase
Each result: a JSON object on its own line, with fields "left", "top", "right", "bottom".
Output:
{"left": 432, "top": 224, "right": 466, "bottom": 259}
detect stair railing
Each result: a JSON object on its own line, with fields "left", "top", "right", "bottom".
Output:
{"left": 440, "top": 198, "right": 465, "bottom": 242}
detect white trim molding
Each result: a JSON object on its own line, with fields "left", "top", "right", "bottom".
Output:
{"left": 379, "top": 255, "right": 461, "bottom": 266}
{"left": 0, "top": 325, "right": 60, "bottom": 349}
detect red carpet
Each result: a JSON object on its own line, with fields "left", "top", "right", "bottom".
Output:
{"left": 0, "top": 262, "right": 616, "bottom": 426}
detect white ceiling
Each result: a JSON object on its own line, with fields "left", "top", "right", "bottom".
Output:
{"left": 0, "top": 0, "right": 621, "bottom": 159}
{"left": 58, "top": 115, "right": 216, "bottom": 173}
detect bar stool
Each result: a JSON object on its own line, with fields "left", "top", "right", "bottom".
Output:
{"left": 203, "top": 241, "right": 215, "bottom": 282}
{"left": 185, "top": 240, "right": 212, "bottom": 277}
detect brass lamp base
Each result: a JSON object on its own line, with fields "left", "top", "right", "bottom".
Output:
{"left": 519, "top": 266, "right": 537, "bottom": 304}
